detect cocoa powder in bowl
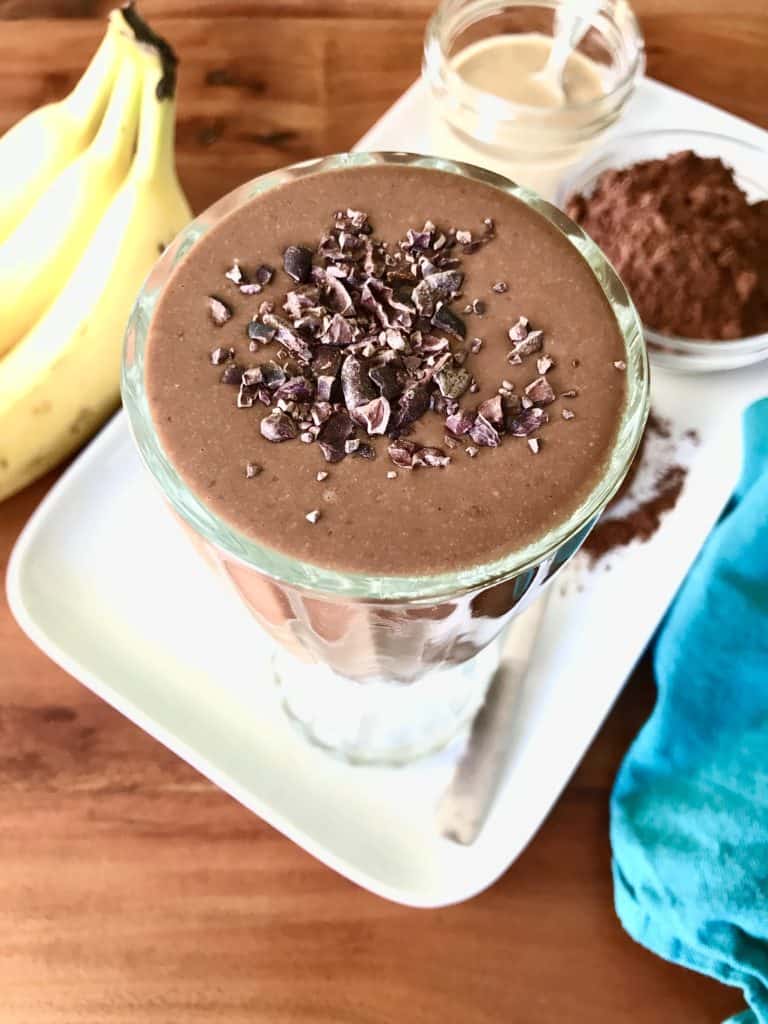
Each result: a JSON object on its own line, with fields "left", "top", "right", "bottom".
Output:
{"left": 567, "top": 150, "right": 768, "bottom": 341}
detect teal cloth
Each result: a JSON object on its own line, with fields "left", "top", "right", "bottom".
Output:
{"left": 611, "top": 398, "right": 768, "bottom": 1023}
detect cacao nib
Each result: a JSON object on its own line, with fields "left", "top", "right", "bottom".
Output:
{"left": 469, "top": 415, "right": 501, "bottom": 448}
{"left": 260, "top": 409, "right": 298, "bottom": 442}
{"left": 274, "top": 376, "right": 315, "bottom": 403}
{"left": 351, "top": 395, "right": 391, "bottom": 435}
{"left": 508, "top": 407, "right": 547, "bottom": 436}
{"left": 524, "top": 376, "right": 556, "bottom": 405}
{"left": 341, "top": 354, "right": 377, "bottom": 409}
{"left": 391, "top": 382, "right": 431, "bottom": 432}
{"left": 477, "top": 394, "right": 505, "bottom": 428}
{"left": 247, "top": 321, "right": 276, "bottom": 344}
{"left": 283, "top": 245, "right": 313, "bottom": 283}
{"left": 387, "top": 439, "right": 420, "bottom": 469}
{"left": 208, "top": 296, "right": 232, "bottom": 326}
{"left": 435, "top": 364, "right": 472, "bottom": 399}
{"left": 369, "top": 362, "right": 404, "bottom": 400}
{"left": 445, "top": 408, "right": 476, "bottom": 436}
{"left": 432, "top": 306, "right": 466, "bottom": 339}
{"left": 220, "top": 363, "right": 243, "bottom": 386}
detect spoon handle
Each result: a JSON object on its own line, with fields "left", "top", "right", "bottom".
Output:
{"left": 547, "top": 0, "right": 603, "bottom": 80}
{"left": 436, "top": 592, "right": 549, "bottom": 845}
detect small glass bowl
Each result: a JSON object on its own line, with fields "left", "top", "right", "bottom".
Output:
{"left": 423, "top": 0, "right": 645, "bottom": 199}
{"left": 556, "top": 129, "right": 768, "bottom": 373}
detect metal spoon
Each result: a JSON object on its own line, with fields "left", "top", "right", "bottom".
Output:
{"left": 534, "top": 0, "right": 603, "bottom": 104}
{"left": 437, "top": 592, "right": 549, "bottom": 845}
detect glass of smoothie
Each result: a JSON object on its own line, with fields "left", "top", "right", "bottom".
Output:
{"left": 122, "top": 152, "right": 648, "bottom": 764}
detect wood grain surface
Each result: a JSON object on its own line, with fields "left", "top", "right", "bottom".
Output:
{"left": 1, "top": 2, "right": 765, "bottom": 1021}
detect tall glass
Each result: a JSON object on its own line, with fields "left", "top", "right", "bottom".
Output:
{"left": 122, "top": 152, "right": 648, "bottom": 765}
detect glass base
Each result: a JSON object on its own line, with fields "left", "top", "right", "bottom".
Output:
{"left": 273, "top": 642, "right": 501, "bottom": 766}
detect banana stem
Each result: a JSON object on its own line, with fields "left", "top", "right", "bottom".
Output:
{"left": 62, "top": 14, "right": 124, "bottom": 129}
{"left": 133, "top": 50, "right": 178, "bottom": 182}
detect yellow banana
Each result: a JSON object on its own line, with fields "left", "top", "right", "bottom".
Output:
{"left": 0, "top": 43, "right": 192, "bottom": 502}
{"left": 0, "top": 11, "right": 125, "bottom": 245}
{"left": 0, "top": 44, "right": 141, "bottom": 358}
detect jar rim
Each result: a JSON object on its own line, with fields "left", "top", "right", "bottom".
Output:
{"left": 121, "top": 151, "right": 649, "bottom": 602}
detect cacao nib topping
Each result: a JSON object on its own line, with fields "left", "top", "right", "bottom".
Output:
{"left": 369, "top": 363, "right": 404, "bottom": 400}
{"left": 537, "top": 355, "right": 554, "bottom": 375}
{"left": 283, "top": 245, "right": 313, "bottom": 283}
{"left": 415, "top": 446, "right": 451, "bottom": 468}
{"left": 469, "top": 415, "right": 501, "bottom": 448}
{"left": 524, "top": 376, "right": 556, "bottom": 405}
{"left": 322, "top": 312, "right": 355, "bottom": 347}
{"left": 208, "top": 206, "right": 580, "bottom": 478}
{"left": 260, "top": 360, "right": 287, "bottom": 389}
{"left": 243, "top": 367, "right": 264, "bottom": 387}
{"left": 220, "top": 363, "right": 243, "bottom": 385}
{"left": 391, "top": 382, "right": 431, "bottom": 432}
{"left": 260, "top": 409, "right": 299, "bottom": 442}
{"left": 318, "top": 410, "right": 356, "bottom": 463}
{"left": 247, "top": 320, "right": 276, "bottom": 344}
{"left": 445, "top": 408, "right": 476, "bottom": 436}
{"left": 432, "top": 305, "right": 466, "bottom": 339}
{"left": 386, "top": 439, "right": 450, "bottom": 470}
{"left": 208, "top": 296, "right": 232, "bottom": 326}
{"left": 341, "top": 354, "right": 377, "bottom": 409}
{"left": 509, "top": 329, "right": 544, "bottom": 360}
{"left": 412, "top": 270, "right": 464, "bottom": 316}
{"left": 509, "top": 407, "right": 547, "bottom": 437}
{"left": 351, "top": 396, "right": 390, "bottom": 435}
{"left": 274, "top": 376, "right": 314, "bottom": 403}
{"left": 436, "top": 364, "right": 472, "bottom": 399}
{"left": 225, "top": 261, "right": 244, "bottom": 284}
{"left": 261, "top": 312, "right": 314, "bottom": 363}
{"left": 210, "top": 346, "right": 234, "bottom": 365}
{"left": 508, "top": 317, "right": 530, "bottom": 342}
{"left": 477, "top": 394, "right": 504, "bottom": 428}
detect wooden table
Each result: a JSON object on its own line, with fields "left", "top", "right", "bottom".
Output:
{"left": 1, "top": 3, "right": 764, "bottom": 1020}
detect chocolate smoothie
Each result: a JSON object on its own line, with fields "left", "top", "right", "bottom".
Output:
{"left": 145, "top": 163, "right": 628, "bottom": 576}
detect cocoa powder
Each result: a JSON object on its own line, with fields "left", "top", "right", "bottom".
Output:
{"left": 583, "top": 412, "right": 696, "bottom": 562}
{"left": 567, "top": 150, "right": 768, "bottom": 340}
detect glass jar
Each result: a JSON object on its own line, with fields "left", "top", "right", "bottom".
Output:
{"left": 122, "top": 151, "right": 648, "bottom": 765}
{"left": 423, "top": 0, "right": 645, "bottom": 199}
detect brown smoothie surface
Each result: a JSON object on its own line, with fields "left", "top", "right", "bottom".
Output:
{"left": 145, "top": 162, "right": 628, "bottom": 575}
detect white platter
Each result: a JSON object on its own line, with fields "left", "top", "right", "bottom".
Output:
{"left": 7, "top": 77, "right": 768, "bottom": 907}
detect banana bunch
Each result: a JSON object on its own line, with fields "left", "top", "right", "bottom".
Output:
{"left": 0, "top": 4, "right": 192, "bottom": 502}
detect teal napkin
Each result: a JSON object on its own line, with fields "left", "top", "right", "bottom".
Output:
{"left": 611, "top": 398, "right": 768, "bottom": 1023}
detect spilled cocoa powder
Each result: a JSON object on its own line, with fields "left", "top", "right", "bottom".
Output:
{"left": 583, "top": 412, "right": 696, "bottom": 562}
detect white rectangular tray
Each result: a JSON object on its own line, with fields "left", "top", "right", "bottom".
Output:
{"left": 8, "top": 76, "right": 768, "bottom": 907}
